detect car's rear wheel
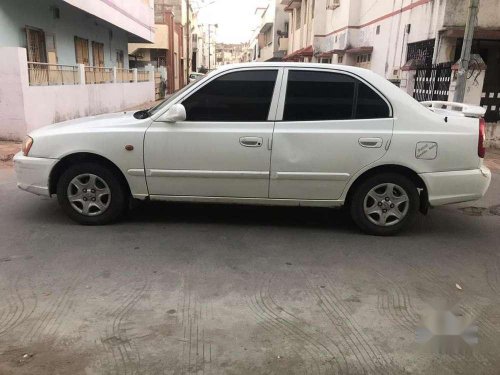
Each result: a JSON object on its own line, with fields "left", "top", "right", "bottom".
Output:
{"left": 350, "top": 173, "right": 419, "bottom": 236}
{"left": 56, "top": 162, "right": 127, "bottom": 225}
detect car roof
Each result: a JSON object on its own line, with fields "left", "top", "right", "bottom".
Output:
{"left": 215, "top": 62, "right": 370, "bottom": 76}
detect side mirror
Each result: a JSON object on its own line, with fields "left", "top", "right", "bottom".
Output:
{"left": 160, "top": 104, "right": 186, "bottom": 123}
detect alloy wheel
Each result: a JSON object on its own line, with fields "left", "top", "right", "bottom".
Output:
{"left": 363, "top": 183, "right": 409, "bottom": 227}
{"left": 67, "top": 174, "right": 111, "bottom": 216}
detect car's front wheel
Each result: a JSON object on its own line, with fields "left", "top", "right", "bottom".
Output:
{"left": 350, "top": 173, "right": 420, "bottom": 236}
{"left": 56, "top": 162, "right": 127, "bottom": 225}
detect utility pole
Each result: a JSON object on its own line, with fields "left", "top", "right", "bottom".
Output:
{"left": 186, "top": 0, "right": 191, "bottom": 85}
{"left": 453, "top": 0, "right": 480, "bottom": 103}
{"left": 208, "top": 24, "right": 211, "bottom": 70}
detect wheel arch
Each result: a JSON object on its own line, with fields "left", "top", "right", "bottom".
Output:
{"left": 344, "top": 164, "right": 429, "bottom": 214}
{"left": 49, "top": 152, "right": 131, "bottom": 197}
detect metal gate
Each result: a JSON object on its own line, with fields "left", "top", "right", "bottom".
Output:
{"left": 481, "top": 89, "right": 500, "bottom": 123}
{"left": 413, "top": 62, "right": 452, "bottom": 102}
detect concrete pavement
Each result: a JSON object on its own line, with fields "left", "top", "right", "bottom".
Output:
{"left": 0, "top": 167, "right": 499, "bottom": 374}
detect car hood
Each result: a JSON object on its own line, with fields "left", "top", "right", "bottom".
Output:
{"left": 29, "top": 111, "right": 146, "bottom": 137}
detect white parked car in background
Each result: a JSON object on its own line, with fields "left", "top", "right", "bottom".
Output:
{"left": 14, "top": 63, "right": 491, "bottom": 235}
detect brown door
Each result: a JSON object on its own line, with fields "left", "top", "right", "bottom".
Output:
{"left": 92, "top": 42, "right": 105, "bottom": 67}
{"left": 74, "top": 37, "right": 89, "bottom": 65}
{"left": 26, "top": 27, "right": 47, "bottom": 63}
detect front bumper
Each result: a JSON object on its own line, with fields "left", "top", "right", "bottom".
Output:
{"left": 420, "top": 166, "right": 492, "bottom": 206}
{"left": 13, "top": 152, "right": 58, "bottom": 197}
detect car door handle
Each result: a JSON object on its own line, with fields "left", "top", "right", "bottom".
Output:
{"left": 359, "top": 137, "right": 383, "bottom": 148}
{"left": 240, "top": 137, "right": 263, "bottom": 147}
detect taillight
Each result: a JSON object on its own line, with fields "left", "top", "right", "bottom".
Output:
{"left": 478, "top": 118, "right": 486, "bottom": 158}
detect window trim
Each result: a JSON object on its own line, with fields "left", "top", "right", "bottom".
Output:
{"left": 275, "top": 68, "right": 393, "bottom": 122}
{"left": 151, "top": 67, "right": 285, "bottom": 123}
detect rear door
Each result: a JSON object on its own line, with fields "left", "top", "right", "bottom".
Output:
{"left": 270, "top": 68, "right": 394, "bottom": 200}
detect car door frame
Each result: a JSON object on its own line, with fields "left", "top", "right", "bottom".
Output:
{"left": 269, "top": 66, "right": 395, "bottom": 201}
{"left": 150, "top": 66, "right": 285, "bottom": 122}
{"left": 273, "top": 67, "right": 393, "bottom": 121}
{"left": 144, "top": 66, "right": 286, "bottom": 199}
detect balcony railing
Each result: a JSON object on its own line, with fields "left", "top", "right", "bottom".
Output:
{"left": 116, "top": 68, "right": 134, "bottom": 83}
{"left": 28, "top": 62, "right": 79, "bottom": 86}
{"left": 85, "top": 66, "right": 113, "bottom": 84}
{"left": 137, "top": 70, "right": 150, "bottom": 82}
{"left": 27, "top": 63, "right": 152, "bottom": 86}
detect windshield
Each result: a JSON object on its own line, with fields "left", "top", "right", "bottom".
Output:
{"left": 148, "top": 80, "right": 198, "bottom": 116}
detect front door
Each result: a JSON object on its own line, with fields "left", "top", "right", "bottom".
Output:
{"left": 144, "top": 68, "right": 282, "bottom": 198}
{"left": 270, "top": 69, "right": 394, "bottom": 200}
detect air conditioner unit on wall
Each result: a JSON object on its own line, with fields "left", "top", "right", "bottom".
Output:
{"left": 327, "top": 0, "right": 340, "bottom": 10}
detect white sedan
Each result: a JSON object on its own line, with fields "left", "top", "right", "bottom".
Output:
{"left": 14, "top": 63, "right": 491, "bottom": 235}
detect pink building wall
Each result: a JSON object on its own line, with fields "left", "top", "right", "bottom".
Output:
{"left": 0, "top": 48, "right": 155, "bottom": 141}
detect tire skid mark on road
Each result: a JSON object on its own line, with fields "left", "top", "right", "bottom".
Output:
{"left": 246, "top": 287, "right": 326, "bottom": 374}
{"left": 178, "top": 271, "right": 213, "bottom": 374}
{"left": 24, "top": 271, "right": 84, "bottom": 344}
{"left": 408, "top": 264, "right": 496, "bottom": 373}
{"left": 375, "top": 272, "right": 420, "bottom": 335}
{"left": 416, "top": 265, "right": 498, "bottom": 343}
{"left": 246, "top": 296, "right": 312, "bottom": 374}
{"left": 248, "top": 279, "right": 325, "bottom": 374}
{"left": 0, "top": 275, "right": 37, "bottom": 338}
{"left": 247, "top": 272, "right": 346, "bottom": 375}
{"left": 485, "top": 256, "right": 500, "bottom": 296}
{"left": 320, "top": 271, "right": 397, "bottom": 373}
{"left": 0, "top": 282, "right": 17, "bottom": 335}
{"left": 303, "top": 271, "right": 396, "bottom": 375}
{"left": 263, "top": 274, "right": 343, "bottom": 374}
{"left": 101, "top": 277, "right": 150, "bottom": 375}
{"left": 265, "top": 274, "right": 351, "bottom": 374}
{"left": 376, "top": 294, "right": 413, "bottom": 334}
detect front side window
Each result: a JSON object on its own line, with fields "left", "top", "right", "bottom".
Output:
{"left": 182, "top": 70, "right": 278, "bottom": 122}
{"left": 283, "top": 70, "right": 390, "bottom": 121}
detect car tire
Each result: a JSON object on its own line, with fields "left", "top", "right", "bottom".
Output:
{"left": 56, "top": 162, "right": 127, "bottom": 225}
{"left": 350, "top": 173, "right": 419, "bottom": 236}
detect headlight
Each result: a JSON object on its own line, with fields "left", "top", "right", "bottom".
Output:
{"left": 22, "top": 136, "right": 33, "bottom": 156}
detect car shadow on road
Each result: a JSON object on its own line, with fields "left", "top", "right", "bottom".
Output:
{"left": 126, "top": 201, "right": 358, "bottom": 232}
{"left": 16, "top": 194, "right": 492, "bottom": 238}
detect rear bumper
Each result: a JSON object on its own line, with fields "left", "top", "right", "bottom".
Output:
{"left": 420, "top": 167, "right": 491, "bottom": 206}
{"left": 13, "top": 152, "right": 58, "bottom": 197}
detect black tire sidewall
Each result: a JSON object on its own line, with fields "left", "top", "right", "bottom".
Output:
{"left": 350, "top": 173, "right": 419, "bottom": 236}
{"left": 56, "top": 162, "right": 126, "bottom": 225}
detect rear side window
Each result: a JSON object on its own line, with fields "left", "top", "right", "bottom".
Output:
{"left": 182, "top": 70, "right": 278, "bottom": 122}
{"left": 356, "top": 82, "right": 390, "bottom": 119}
{"left": 284, "top": 71, "right": 355, "bottom": 121}
{"left": 283, "top": 70, "right": 390, "bottom": 121}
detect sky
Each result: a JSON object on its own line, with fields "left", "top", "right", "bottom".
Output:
{"left": 195, "top": 0, "right": 267, "bottom": 44}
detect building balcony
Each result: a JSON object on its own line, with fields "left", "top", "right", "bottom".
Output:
{"left": 61, "top": 0, "right": 155, "bottom": 42}
{"left": 27, "top": 62, "right": 152, "bottom": 86}
{"left": 443, "top": 0, "right": 499, "bottom": 29}
{"left": 1, "top": 47, "right": 155, "bottom": 141}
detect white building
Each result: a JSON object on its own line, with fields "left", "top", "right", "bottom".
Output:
{"left": 215, "top": 43, "right": 248, "bottom": 66}
{"left": 282, "top": 0, "right": 500, "bottom": 129}
{"left": 0, "top": 0, "right": 156, "bottom": 141}
{"left": 250, "top": 0, "right": 289, "bottom": 62}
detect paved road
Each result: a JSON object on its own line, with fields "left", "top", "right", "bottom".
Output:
{"left": 0, "top": 167, "right": 499, "bottom": 374}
